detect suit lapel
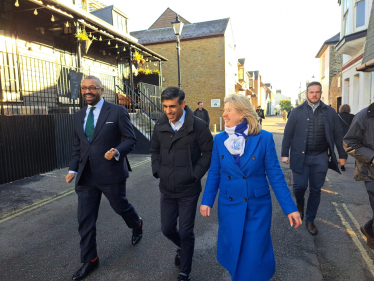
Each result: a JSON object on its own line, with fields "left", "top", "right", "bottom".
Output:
{"left": 91, "top": 101, "right": 110, "bottom": 143}
{"left": 240, "top": 133, "right": 261, "bottom": 169}
{"left": 220, "top": 133, "right": 245, "bottom": 175}
{"left": 76, "top": 107, "right": 89, "bottom": 144}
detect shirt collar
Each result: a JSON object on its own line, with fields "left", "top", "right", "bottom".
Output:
{"left": 169, "top": 109, "right": 186, "bottom": 127}
{"left": 88, "top": 98, "right": 104, "bottom": 109}
{"left": 307, "top": 100, "right": 320, "bottom": 109}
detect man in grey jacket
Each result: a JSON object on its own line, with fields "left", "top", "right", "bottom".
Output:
{"left": 344, "top": 102, "right": 374, "bottom": 249}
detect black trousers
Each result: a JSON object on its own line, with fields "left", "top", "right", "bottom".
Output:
{"left": 160, "top": 192, "right": 200, "bottom": 275}
{"left": 364, "top": 181, "right": 374, "bottom": 237}
{"left": 76, "top": 161, "right": 140, "bottom": 262}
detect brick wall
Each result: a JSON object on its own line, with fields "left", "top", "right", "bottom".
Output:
{"left": 329, "top": 47, "right": 343, "bottom": 91}
{"left": 143, "top": 36, "right": 226, "bottom": 130}
{"left": 329, "top": 72, "right": 342, "bottom": 111}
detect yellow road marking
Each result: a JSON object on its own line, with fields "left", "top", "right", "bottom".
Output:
{"left": 332, "top": 202, "right": 374, "bottom": 277}
{"left": 0, "top": 158, "right": 151, "bottom": 224}
{"left": 321, "top": 188, "right": 338, "bottom": 194}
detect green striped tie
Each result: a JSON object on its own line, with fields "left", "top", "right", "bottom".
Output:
{"left": 85, "top": 107, "right": 95, "bottom": 142}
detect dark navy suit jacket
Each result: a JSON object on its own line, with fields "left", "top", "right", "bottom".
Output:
{"left": 69, "top": 100, "right": 137, "bottom": 185}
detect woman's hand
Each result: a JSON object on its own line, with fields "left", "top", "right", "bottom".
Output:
{"left": 200, "top": 205, "right": 211, "bottom": 217}
{"left": 288, "top": 211, "right": 302, "bottom": 229}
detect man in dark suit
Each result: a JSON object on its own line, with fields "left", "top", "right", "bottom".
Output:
{"left": 281, "top": 82, "right": 347, "bottom": 236}
{"left": 65, "top": 76, "right": 142, "bottom": 280}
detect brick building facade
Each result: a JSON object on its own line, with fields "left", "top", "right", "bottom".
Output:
{"left": 131, "top": 8, "right": 237, "bottom": 130}
{"left": 329, "top": 72, "right": 342, "bottom": 112}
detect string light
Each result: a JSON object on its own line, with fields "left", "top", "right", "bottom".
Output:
{"left": 34, "top": 9, "right": 38, "bottom": 15}
{"left": 123, "top": 47, "right": 126, "bottom": 51}
{"left": 51, "top": 15, "right": 55, "bottom": 22}
{"left": 108, "top": 40, "right": 111, "bottom": 45}
{"left": 65, "top": 21, "right": 69, "bottom": 27}
{"left": 89, "top": 32, "right": 92, "bottom": 38}
{"left": 15, "top": 0, "right": 19, "bottom": 7}
{"left": 115, "top": 43, "right": 118, "bottom": 48}
{"left": 99, "top": 36, "right": 102, "bottom": 41}
{"left": 109, "top": 52, "right": 111, "bottom": 56}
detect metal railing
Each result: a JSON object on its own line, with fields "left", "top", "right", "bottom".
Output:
{"left": 0, "top": 51, "right": 118, "bottom": 115}
{"left": 116, "top": 83, "right": 163, "bottom": 141}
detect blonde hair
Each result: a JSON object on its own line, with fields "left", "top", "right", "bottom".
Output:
{"left": 224, "top": 94, "right": 261, "bottom": 135}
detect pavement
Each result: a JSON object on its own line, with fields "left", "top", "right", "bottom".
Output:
{"left": 1, "top": 115, "right": 374, "bottom": 280}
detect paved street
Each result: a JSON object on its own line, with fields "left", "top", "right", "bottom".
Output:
{"left": 1, "top": 116, "right": 374, "bottom": 280}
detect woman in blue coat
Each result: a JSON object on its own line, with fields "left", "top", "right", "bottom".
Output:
{"left": 200, "top": 94, "right": 302, "bottom": 281}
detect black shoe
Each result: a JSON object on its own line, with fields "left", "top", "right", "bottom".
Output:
{"left": 297, "top": 205, "right": 304, "bottom": 221}
{"left": 72, "top": 258, "right": 99, "bottom": 280}
{"left": 360, "top": 226, "right": 374, "bottom": 249}
{"left": 175, "top": 248, "right": 181, "bottom": 267}
{"left": 305, "top": 221, "right": 318, "bottom": 235}
{"left": 341, "top": 165, "right": 346, "bottom": 171}
{"left": 132, "top": 218, "right": 143, "bottom": 245}
{"left": 177, "top": 273, "right": 191, "bottom": 281}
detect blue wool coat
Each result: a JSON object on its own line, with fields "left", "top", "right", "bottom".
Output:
{"left": 201, "top": 130, "right": 297, "bottom": 281}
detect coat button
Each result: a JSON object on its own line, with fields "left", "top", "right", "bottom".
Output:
{"left": 228, "top": 176, "right": 231, "bottom": 180}
{"left": 244, "top": 198, "right": 247, "bottom": 202}
{"left": 252, "top": 156, "right": 256, "bottom": 160}
{"left": 221, "top": 155, "right": 224, "bottom": 159}
{"left": 229, "top": 197, "right": 233, "bottom": 201}
{"left": 302, "top": 151, "right": 305, "bottom": 154}
{"left": 243, "top": 176, "right": 246, "bottom": 180}
{"left": 307, "top": 118, "right": 309, "bottom": 120}
{"left": 170, "top": 135, "right": 173, "bottom": 137}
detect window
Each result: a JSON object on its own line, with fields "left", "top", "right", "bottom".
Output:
{"left": 238, "top": 68, "right": 244, "bottom": 80}
{"left": 343, "top": 0, "right": 350, "bottom": 36}
{"left": 356, "top": 0, "right": 365, "bottom": 28}
{"left": 113, "top": 12, "right": 128, "bottom": 33}
{"left": 321, "top": 55, "right": 326, "bottom": 78}
{"left": 338, "top": 76, "right": 341, "bottom": 87}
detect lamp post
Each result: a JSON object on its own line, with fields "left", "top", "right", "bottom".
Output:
{"left": 171, "top": 14, "right": 184, "bottom": 88}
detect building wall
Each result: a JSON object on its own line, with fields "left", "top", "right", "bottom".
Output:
{"left": 320, "top": 46, "right": 330, "bottom": 104}
{"left": 143, "top": 36, "right": 226, "bottom": 129}
{"left": 329, "top": 46, "right": 343, "bottom": 91}
{"left": 329, "top": 72, "right": 342, "bottom": 112}
{"left": 342, "top": 57, "right": 372, "bottom": 114}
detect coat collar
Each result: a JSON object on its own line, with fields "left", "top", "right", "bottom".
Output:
{"left": 219, "top": 131, "right": 262, "bottom": 174}
{"left": 91, "top": 100, "right": 111, "bottom": 142}
{"left": 157, "top": 105, "right": 194, "bottom": 132}
{"left": 367, "top": 103, "right": 374, "bottom": 118}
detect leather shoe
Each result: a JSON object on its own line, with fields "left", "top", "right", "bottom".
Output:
{"left": 297, "top": 205, "right": 304, "bottom": 221}
{"left": 175, "top": 248, "right": 181, "bottom": 267}
{"left": 132, "top": 218, "right": 143, "bottom": 245}
{"left": 360, "top": 226, "right": 374, "bottom": 249}
{"left": 305, "top": 221, "right": 318, "bottom": 235}
{"left": 72, "top": 258, "right": 99, "bottom": 280}
{"left": 177, "top": 273, "right": 191, "bottom": 280}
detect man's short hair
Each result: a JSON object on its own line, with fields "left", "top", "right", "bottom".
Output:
{"left": 161, "top": 87, "right": 185, "bottom": 104}
{"left": 83, "top": 75, "right": 103, "bottom": 88}
{"left": 197, "top": 101, "right": 202, "bottom": 105}
{"left": 307, "top": 81, "right": 322, "bottom": 92}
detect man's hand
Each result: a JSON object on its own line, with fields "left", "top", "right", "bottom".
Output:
{"left": 288, "top": 211, "right": 302, "bottom": 229}
{"left": 65, "top": 173, "right": 76, "bottom": 183}
{"left": 200, "top": 205, "right": 211, "bottom": 217}
{"left": 338, "top": 158, "right": 347, "bottom": 166}
{"left": 282, "top": 157, "right": 290, "bottom": 164}
{"left": 105, "top": 148, "right": 118, "bottom": 160}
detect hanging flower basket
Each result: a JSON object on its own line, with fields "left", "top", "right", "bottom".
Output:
{"left": 79, "top": 40, "right": 92, "bottom": 54}
{"left": 75, "top": 27, "right": 97, "bottom": 54}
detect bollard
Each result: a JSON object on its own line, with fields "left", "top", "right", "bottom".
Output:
{"left": 214, "top": 124, "right": 216, "bottom": 134}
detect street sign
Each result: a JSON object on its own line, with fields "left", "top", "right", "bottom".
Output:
{"left": 211, "top": 99, "right": 220, "bottom": 107}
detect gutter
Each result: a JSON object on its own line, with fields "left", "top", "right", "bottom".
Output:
{"left": 356, "top": 58, "right": 374, "bottom": 72}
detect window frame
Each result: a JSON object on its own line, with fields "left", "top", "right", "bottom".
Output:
{"left": 354, "top": 0, "right": 366, "bottom": 31}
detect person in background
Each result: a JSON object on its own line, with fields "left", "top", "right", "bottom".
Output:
{"left": 338, "top": 104, "right": 355, "bottom": 171}
{"left": 281, "top": 81, "right": 347, "bottom": 236}
{"left": 256, "top": 106, "right": 265, "bottom": 124}
{"left": 282, "top": 110, "right": 287, "bottom": 121}
{"left": 200, "top": 93, "right": 301, "bottom": 281}
{"left": 193, "top": 101, "right": 210, "bottom": 126}
{"left": 287, "top": 106, "right": 294, "bottom": 119}
{"left": 275, "top": 109, "right": 278, "bottom": 116}
{"left": 344, "top": 102, "right": 374, "bottom": 250}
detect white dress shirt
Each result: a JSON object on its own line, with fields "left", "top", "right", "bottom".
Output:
{"left": 169, "top": 109, "right": 186, "bottom": 132}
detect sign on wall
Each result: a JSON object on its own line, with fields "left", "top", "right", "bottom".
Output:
{"left": 69, "top": 70, "right": 83, "bottom": 100}
{"left": 211, "top": 99, "right": 220, "bottom": 107}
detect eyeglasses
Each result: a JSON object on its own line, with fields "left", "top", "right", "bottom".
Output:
{"left": 81, "top": 86, "right": 101, "bottom": 92}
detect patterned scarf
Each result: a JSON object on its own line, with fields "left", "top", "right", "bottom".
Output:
{"left": 224, "top": 120, "right": 249, "bottom": 166}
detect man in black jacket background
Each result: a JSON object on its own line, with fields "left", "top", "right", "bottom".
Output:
{"left": 281, "top": 82, "right": 347, "bottom": 236}
{"left": 151, "top": 87, "right": 213, "bottom": 281}
{"left": 193, "top": 101, "right": 210, "bottom": 126}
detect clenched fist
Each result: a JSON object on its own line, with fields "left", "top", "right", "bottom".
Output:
{"left": 105, "top": 148, "right": 118, "bottom": 160}
{"left": 65, "top": 173, "right": 76, "bottom": 183}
